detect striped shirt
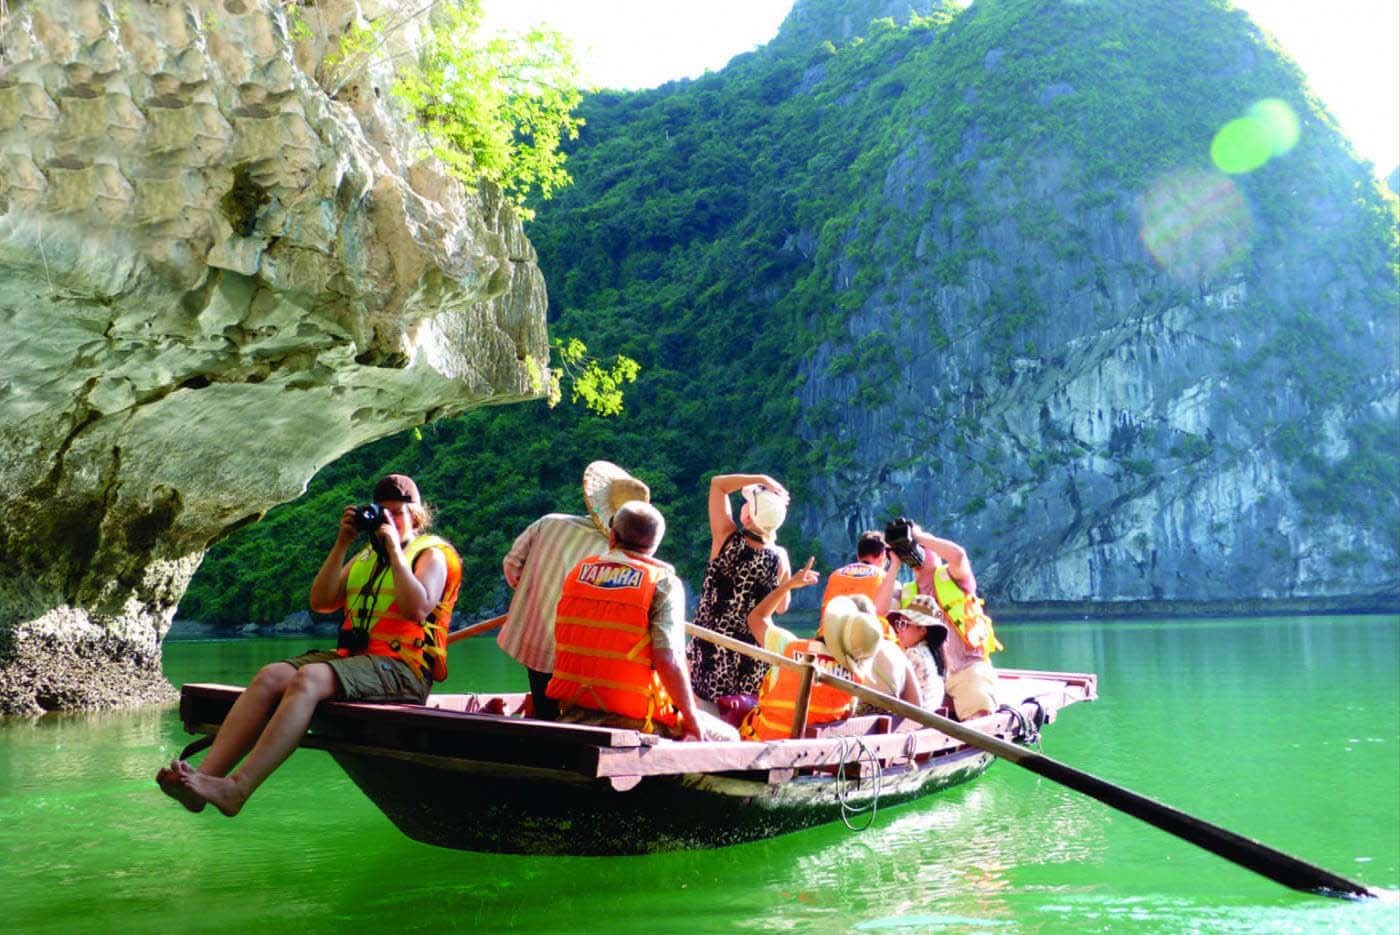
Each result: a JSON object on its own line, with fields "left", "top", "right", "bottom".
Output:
{"left": 498, "top": 513, "right": 607, "bottom": 672}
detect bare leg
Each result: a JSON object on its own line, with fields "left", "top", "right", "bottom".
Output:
{"left": 200, "top": 662, "right": 298, "bottom": 776}
{"left": 176, "top": 663, "right": 338, "bottom": 817}
{"left": 157, "top": 662, "right": 296, "bottom": 812}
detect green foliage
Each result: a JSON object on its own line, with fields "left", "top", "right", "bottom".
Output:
{"left": 184, "top": 0, "right": 1399, "bottom": 625}
{"left": 547, "top": 338, "right": 641, "bottom": 416}
{"left": 331, "top": 0, "right": 583, "bottom": 216}
{"left": 1288, "top": 417, "right": 1400, "bottom": 525}
{"left": 1122, "top": 458, "right": 1155, "bottom": 477}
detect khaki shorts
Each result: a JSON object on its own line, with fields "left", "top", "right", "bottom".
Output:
{"left": 946, "top": 660, "right": 999, "bottom": 720}
{"left": 284, "top": 650, "right": 428, "bottom": 704}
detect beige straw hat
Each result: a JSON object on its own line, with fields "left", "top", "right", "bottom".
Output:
{"left": 889, "top": 593, "right": 948, "bottom": 633}
{"left": 582, "top": 461, "right": 651, "bottom": 536}
{"left": 821, "top": 596, "right": 882, "bottom": 682}
{"left": 740, "top": 483, "right": 787, "bottom": 541}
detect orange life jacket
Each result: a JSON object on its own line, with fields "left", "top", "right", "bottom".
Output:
{"left": 740, "top": 638, "right": 858, "bottom": 741}
{"left": 340, "top": 535, "right": 462, "bottom": 683}
{"left": 546, "top": 552, "right": 678, "bottom": 731}
{"left": 820, "top": 562, "right": 884, "bottom": 614}
{"left": 817, "top": 562, "right": 901, "bottom": 643}
{"left": 818, "top": 562, "right": 898, "bottom": 643}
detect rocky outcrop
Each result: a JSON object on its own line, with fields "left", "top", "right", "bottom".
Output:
{"left": 0, "top": 0, "right": 550, "bottom": 713}
{"left": 791, "top": 3, "right": 1399, "bottom": 611}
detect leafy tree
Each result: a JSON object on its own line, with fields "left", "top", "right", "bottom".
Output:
{"left": 329, "top": 0, "right": 583, "bottom": 214}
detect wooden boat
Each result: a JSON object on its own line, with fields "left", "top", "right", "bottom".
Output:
{"left": 177, "top": 667, "right": 1096, "bottom": 856}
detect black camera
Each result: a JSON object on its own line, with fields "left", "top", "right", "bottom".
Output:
{"left": 884, "top": 516, "right": 926, "bottom": 568}
{"left": 352, "top": 503, "right": 387, "bottom": 531}
{"left": 337, "top": 626, "right": 370, "bottom": 653}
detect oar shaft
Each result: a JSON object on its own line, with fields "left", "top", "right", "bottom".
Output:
{"left": 685, "top": 623, "right": 1375, "bottom": 899}
{"left": 447, "top": 613, "right": 507, "bottom": 645}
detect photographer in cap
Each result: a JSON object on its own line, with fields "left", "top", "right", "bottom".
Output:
{"left": 877, "top": 517, "right": 1002, "bottom": 719}
{"left": 156, "top": 473, "right": 461, "bottom": 817}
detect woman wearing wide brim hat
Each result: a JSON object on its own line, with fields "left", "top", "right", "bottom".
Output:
{"left": 821, "top": 596, "right": 883, "bottom": 683}
{"left": 887, "top": 598, "right": 949, "bottom": 711}
{"left": 826, "top": 594, "right": 925, "bottom": 715}
{"left": 685, "top": 472, "right": 794, "bottom": 705}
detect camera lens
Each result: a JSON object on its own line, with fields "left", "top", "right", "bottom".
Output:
{"left": 352, "top": 503, "right": 386, "bottom": 531}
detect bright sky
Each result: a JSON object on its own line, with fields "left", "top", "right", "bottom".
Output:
{"left": 481, "top": 0, "right": 1400, "bottom": 177}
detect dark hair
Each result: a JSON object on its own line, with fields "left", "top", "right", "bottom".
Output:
{"left": 922, "top": 626, "right": 948, "bottom": 676}
{"left": 611, "top": 501, "right": 665, "bottom": 554}
{"left": 856, "top": 530, "right": 886, "bottom": 559}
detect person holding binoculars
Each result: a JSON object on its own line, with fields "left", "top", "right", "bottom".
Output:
{"left": 876, "top": 517, "right": 1002, "bottom": 720}
{"left": 156, "top": 474, "right": 461, "bottom": 817}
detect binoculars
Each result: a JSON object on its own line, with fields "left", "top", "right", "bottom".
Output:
{"left": 884, "top": 517, "right": 927, "bottom": 568}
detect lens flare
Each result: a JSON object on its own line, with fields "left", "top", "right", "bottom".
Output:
{"left": 1211, "top": 99, "right": 1301, "bottom": 174}
{"left": 1211, "top": 117, "right": 1274, "bottom": 174}
{"left": 1248, "top": 98, "right": 1300, "bottom": 155}
{"left": 1140, "top": 169, "right": 1253, "bottom": 281}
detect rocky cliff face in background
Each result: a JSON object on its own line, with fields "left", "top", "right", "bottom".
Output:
{"left": 178, "top": 0, "right": 1398, "bottom": 629}
{"left": 509, "top": 0, "right": 1398, "bottom": 616}
{"left": 0, "top": 0, "right": 550, "bottom": 714}
{"left": 789, "top": 0, "right": 1399, "bottom": 611}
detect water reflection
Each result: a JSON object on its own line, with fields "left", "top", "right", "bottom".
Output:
{"left": 1, "top": 618, "right": 1396, "bottom": 935}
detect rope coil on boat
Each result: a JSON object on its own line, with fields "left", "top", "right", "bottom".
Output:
{"left": 998, "top": 703, "right": 1041, "bottom": 750}
{"left": 833, "top": 737, "right": 883, "bottom": 831}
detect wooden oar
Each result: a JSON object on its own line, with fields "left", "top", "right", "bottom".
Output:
{"left": 686, "top": 622, "right": 1376, "bottom": 900}
{"left": 446, "top": 613, "right": 507, "bottom": 645}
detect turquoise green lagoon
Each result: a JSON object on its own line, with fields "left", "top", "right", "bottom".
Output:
{"left": 2, "top": 615, "right": 1397, "bottom": 934}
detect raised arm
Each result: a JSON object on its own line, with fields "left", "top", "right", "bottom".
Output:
{"left": 309, "top": 506, "right": 359, "bottom": 613}
{"left": 916, "top": 530, "right": 977, "bottom": 596}
{"left": 746, "top": 556, "right": 819, "bottom": 643}
{"left": 772, "top": 546, "right": 794, "bottom": 614}
{"left": 706, "top": 473, "right": 788, "bottom": 559}
{"left": 378, "top": 527, "right": 446, "bottom": 622}
{"left": 875, "top": 551, "right": 901, "bottom": 615}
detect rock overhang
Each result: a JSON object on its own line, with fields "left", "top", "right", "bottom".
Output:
{"left": 0, "top": 0, "right": 551, "bottom": 713}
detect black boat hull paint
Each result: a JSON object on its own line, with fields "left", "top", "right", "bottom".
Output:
{"left": 333, "top": 746, "right": 994, "bottom": 855}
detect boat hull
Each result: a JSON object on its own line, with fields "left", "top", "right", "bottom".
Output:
{"left": 333, "top": 745, "right": 994, "bottom": 856}
{"left": 178, "top": 668, "right": 1095, "bottom": 856}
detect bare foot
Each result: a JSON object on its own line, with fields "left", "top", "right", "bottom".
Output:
{"left": 156, "top": 759, "right": 207, "bottom": 813}
{"left": 174, "top": 761, "right": 248, "bottom": 818}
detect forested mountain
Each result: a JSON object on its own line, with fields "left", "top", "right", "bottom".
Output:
{"left": 182, "top": 0, "right": 1399, "bottom": 625}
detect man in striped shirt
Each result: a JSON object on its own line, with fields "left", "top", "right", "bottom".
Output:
{"left": 499, "top": 462, "right": 650, "bottom": 719}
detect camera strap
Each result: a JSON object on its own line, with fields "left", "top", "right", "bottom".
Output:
{"left": 353, "top": 555, "right": 390, "bottom": 634}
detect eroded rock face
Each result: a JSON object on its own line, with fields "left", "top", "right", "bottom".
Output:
{"left": 0, "top": 0, "right": 550, "bottom": 713}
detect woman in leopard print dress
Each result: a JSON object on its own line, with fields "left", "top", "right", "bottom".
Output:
{"left": 686, "top": 474, "right": 792, "bottom": 702}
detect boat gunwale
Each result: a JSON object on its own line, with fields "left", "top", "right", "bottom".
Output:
{"left": 178, "top": 669, "right": 1095, "bottom": 782}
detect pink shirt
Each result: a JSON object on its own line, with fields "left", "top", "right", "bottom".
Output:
{"left": 498, "top": 514, "right": 607, "bottom": 672}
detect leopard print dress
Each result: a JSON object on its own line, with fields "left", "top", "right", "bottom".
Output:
{"left": 686, "top": 530, "right": 782, "bottom": 701}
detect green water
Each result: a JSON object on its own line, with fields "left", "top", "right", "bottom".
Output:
{"left": 2, "top": 616, "right": 1396, "bottom": 934}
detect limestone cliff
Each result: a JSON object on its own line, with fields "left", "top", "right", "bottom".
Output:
{"left": 0, "top": 0, "right": 550, "bottom": 714}
{"left": 498, "top": 0, "right": 1399, "bottom": 617}
{"left": 789, "top": 0, "right": 1399, "bottom": 612}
